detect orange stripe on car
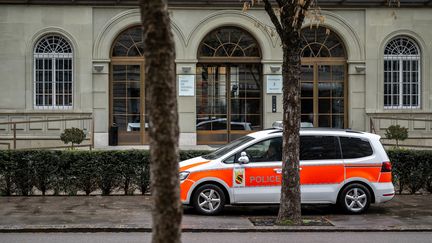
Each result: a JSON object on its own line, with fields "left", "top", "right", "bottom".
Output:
{"left": 346, "top": 167, "right": 381, "bottom": 182}
{"left": 301, "top": 165, "right": 345, "bottom": 184}
{"left": 180, "top": 179, "right": 194, "bottom": 201}
{"left": 188, "top": 169, "right": 233, "bottom": 187}
{"left": 180, "top": 161, "right": 210, "bottom": 171}
{"left": 378, "top": 172, "right": 392, "bottom": 183}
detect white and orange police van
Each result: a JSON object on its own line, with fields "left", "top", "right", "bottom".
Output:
{"left": 179, "top": 126, "right": 394, "bottom": 215}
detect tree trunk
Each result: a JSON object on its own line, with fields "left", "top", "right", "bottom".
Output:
{"left": 139, "top": 1, "right": 182, "bottom": 243}
{"left": 276, "top": 34, "right": 302, "bottom": 225}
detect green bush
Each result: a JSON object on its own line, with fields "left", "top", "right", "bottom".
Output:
{"left": 385, "top": 125, "right": 408, "bottom": 147}
{"left": 10, "top": 152, "right": 34, "bottom": 196}
{"left": 60, "top": 127, "right": 86, "bottom": 149}
{"left": 3, "top": 148, "right": 430, "bottom": 196}
{"left": 0, "top": 150, "right": 211, "bottom": 196}
{"left": 0, "top": 151, "right": 13, "bottom": 196}
{"left": 388, "top": 149, "right": 431, "bottom": 194}
{"left": 31, "top": 151, "right": 59, "bottom": 195}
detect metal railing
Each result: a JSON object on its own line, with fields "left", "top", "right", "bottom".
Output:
{"left": 369, "top": 116, "right": 432, "bottom": 149}
{"left": 0, "top": 116, "right": 94, "bottom": 150}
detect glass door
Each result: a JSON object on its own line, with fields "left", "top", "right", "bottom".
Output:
{"left": 111, "top": 62, "right": 147, "bottom": 145}
{"left": 301, "top": 63, "right": 346, "bottom": 128}
{"left": 196, "top": 64, "right": 262, "bottom": 144}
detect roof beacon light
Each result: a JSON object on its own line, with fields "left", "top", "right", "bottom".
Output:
{"left": 272, "top": 121, "right": 315, "bottom": 130}
{"left": 272, "top": 121, "right": 283, "bottom": 130}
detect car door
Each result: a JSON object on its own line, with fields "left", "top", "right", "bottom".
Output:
{"left": 299, "top": 135, "right": 345, "bottom": 203}
{"left": 340, "top": 136, "right": 380, "bottom": 183}
{"left": 232, "top": 136, "right": 283, "bottom": 203}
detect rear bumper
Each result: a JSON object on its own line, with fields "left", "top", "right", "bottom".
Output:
{"left": 372, "top": 182, "right": 395, "bottom": 203}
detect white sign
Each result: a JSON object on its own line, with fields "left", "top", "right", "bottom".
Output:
{"left": 266, "top": 75, "right": 282, "bottom": 94}
{"left": 178, "top": 75, "right": 195, "bottom": 96}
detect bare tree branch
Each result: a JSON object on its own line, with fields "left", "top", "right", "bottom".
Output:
{"left": 262, "top": 0, "right": 284, "bottom": 37}
{"left": 295, "top": 0, "right": 313, "bottom": 30}
{"left": 275, "top": 0, "right": 285, "bottom": 8}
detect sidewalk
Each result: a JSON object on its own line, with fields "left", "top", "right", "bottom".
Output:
{"left": 0, "top": 195, "right": 431, "bottom": 232}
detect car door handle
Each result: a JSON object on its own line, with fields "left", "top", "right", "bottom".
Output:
{"left": 273, "top": 168, "right": 282, "bottom": 174}
{"left": 273, "top": 168, "right": 301, "bottom": 174}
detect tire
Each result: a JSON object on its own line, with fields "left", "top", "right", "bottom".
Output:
{"left": 192, "top": 184, "right": 226, "bottom": 215}
{"left": 338, "top": 183, "right": 371, "bottom": 214}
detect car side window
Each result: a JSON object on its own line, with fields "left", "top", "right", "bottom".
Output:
{"left": 300, "top": 136, "right": 341, "bottom": 161}
{"left": 224, "top": 155, "right": 236, "bottom": 164}
{"left": 340, "top": 136, "right": 373, "bottom": 159}
{"left": 240, "top": 137, "right": 282, "bottom": 163}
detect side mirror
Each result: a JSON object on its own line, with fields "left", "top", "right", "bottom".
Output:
{"left": 238, "top": 151, "right": 249, "bottom": 164}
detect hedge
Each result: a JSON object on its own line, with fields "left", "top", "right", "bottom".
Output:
{"left": 0, "top": 150, "right": 210, "bottom": 196}
{"left": 0, "top": 149, "right": 431, "bottom": 196}
{"left": 387, "top": 149, "right": 432, "bottom": 194}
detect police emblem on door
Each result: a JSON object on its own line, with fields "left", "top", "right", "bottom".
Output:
{"left": 234, "top": 168, "right": 245, "bottom": 187}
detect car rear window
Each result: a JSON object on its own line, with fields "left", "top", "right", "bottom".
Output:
{"left": 339, "top": 136, "right": 373, "bottom": 159}
{"left": 300, "top": 136, "right": 341, "bottom": 160}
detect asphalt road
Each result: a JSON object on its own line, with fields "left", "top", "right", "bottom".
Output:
{"left": 0, "top": 232, "right": 431, "bottom": 243}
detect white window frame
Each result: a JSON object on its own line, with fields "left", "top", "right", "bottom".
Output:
{"left": 384, "top": 37, "right": 420, "bottom": 109}
{"left": 33, "top": 35, "right": 73, "bottom": 110}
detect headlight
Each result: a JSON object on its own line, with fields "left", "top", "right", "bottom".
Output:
{"left": 179, "top": 171, "right": 190, "bottom": 181}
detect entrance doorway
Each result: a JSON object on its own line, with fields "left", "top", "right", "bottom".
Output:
{"left": 196, "top": 27, "right": 262, "bottom": 144}
{"left": 300, "top": 27, "right": 347, "bottom": 128}
{"left": 110, "top": 26, "right": 148, "bottom": 145}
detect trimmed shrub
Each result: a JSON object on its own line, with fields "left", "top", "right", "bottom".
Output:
{"left": 388, "top": 149, "right": 431, "bottom": 194}
{"left": 0, "top": 150, "right": 212, "bottom": 196}
{"left": 31, "top": 150, "right": 59, "bottom": 195}
{"left": 385, "top": 125, "right": 408, "bottom": 147}
{"left": 0, "top": 151, "right": 13, "bottom": 196}
{"left": 66, "top": 151, "right": 98, "bottom": 195}
{"left": 2, "top": 148, "right": 432, "bottom": 196}
{"left": 10, "top": 152, "right": 34, "bottom": 196}
{"left": 60, "top": 127, "right": 86, "bottom": 149}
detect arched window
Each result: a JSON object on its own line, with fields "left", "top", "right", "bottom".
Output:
{"left": 384, "top": 36, "right": 420, "bottom": 109}
{"left": 110, "top": 26, "right": 147, "bottom": 145}
{"left": 34, "top": 35, "right": 73, "bottom": 109}
{"left": 300, "top": 27, "right": 347, "bottom": 128}
{"left": 198, "top": 27, "right": 261, "bottom": 60}
{"left": 111, "top": 26, "right": 144, "bottom": 57}
{"left": 301, "top": 27, "right": 346, "bottom": 58}
{"left": 196, "top": 27, "right": 262, "bottom": 144}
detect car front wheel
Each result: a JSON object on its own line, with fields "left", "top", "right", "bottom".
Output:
{"left": 338, "top": 183, "right": 371, "bottom": 214}
{"left": 192, "top": 184, "right": 226, "bottom": 215}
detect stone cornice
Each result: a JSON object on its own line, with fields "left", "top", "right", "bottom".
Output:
{"left": 0, "top": 0, "right": 431, "bottom": 7}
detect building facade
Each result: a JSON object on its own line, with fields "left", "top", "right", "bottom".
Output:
{"left": 0, "top": 0, "right": 432, "bottom": 148}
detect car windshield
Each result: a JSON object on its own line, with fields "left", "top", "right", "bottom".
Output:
{"left": 202, "top": 136, "right": 254, "bottom": 160}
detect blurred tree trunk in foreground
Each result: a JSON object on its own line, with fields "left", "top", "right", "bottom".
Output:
{"left": 139, "top": 0, "right": 182, "bottom": 242}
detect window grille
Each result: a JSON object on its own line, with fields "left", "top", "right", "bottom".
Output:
{"left": 111, "top": 26, "right": 144, "bottom": 57}
{"left": 301, "top": 27, "right": 346, "bottom": 58}
{"left": 384, "top": 37, "right": 420, "bottom": 109}
{"left": 34, "top": 35, "right": 73, "bottom": 109}
{"left": 198, "top": 27, "right": 261, "bottom": 58}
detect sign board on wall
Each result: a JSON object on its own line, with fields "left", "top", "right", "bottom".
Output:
{"left": 266, "top": 75, "right": 282, "bottom": 94}
{"left": 178, "top": 75, "right": 195, "bottom": 96}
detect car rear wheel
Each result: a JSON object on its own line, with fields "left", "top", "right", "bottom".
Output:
{"left": 192, "top": 184, "right": 225, "bottom": 215}
{"left": 338, "top": 183, "right": 371, "bottom": 214}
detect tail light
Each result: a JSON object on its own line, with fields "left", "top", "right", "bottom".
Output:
{"left": 381, "top": 161, "right": 392, "bottom": 172}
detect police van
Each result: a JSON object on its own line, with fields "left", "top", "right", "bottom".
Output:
{"left": 179, "top": 125, "right": 394, "bottom": 215}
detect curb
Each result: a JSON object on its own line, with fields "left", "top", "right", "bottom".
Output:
{"left": 1, "top": 225, "right": 432, "bottom": 233}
